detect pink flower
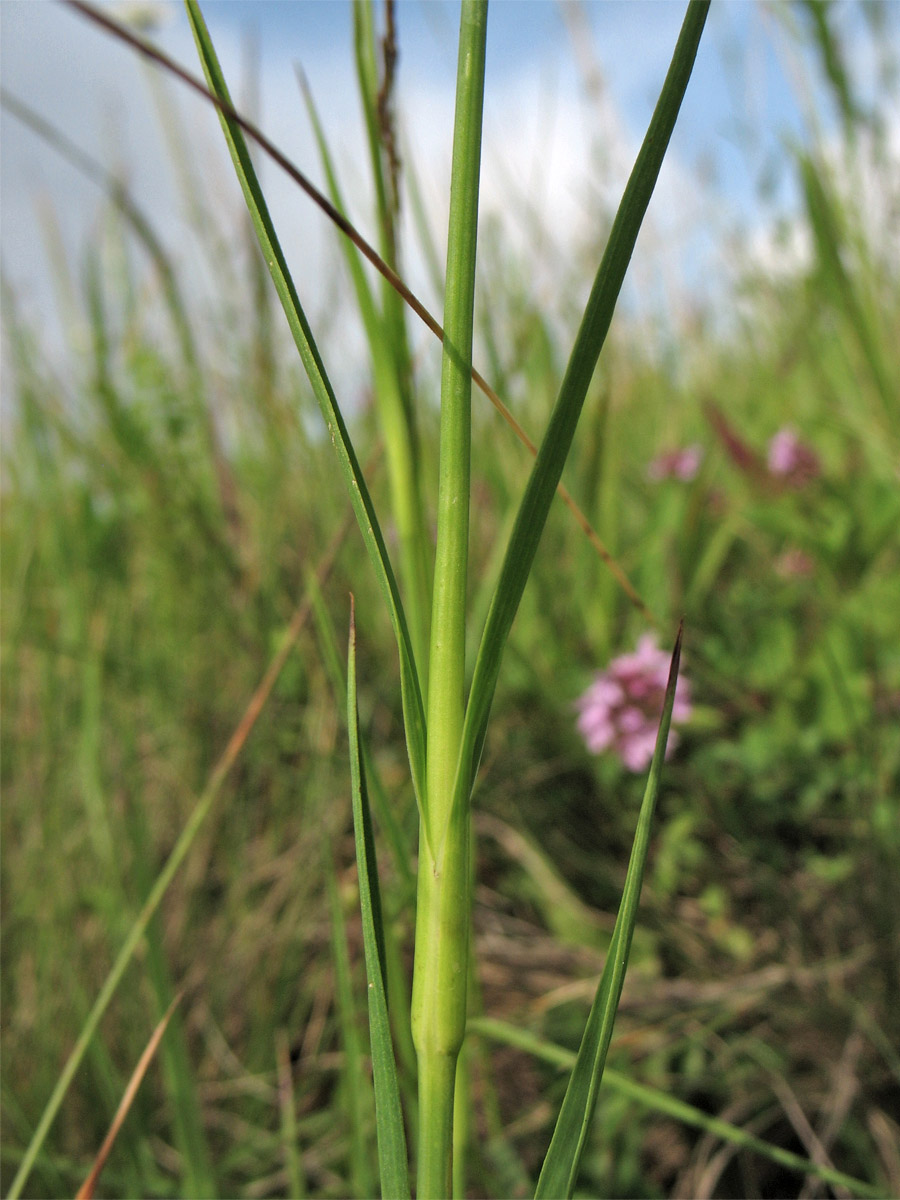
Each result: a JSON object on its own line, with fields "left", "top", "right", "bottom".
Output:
{"left": 775, "top": 548, "right": 815, "bottom": 578}
{"left": 767, "top": 428, "right": 820, "bottom": 486}
{"left": 575, "top": 634, "right": 692, "bottom": 773}
{"left": 647, "top": 443, "right": 704, "bottom": 482}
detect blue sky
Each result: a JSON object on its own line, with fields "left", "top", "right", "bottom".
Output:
{"left": 1, "top": 0, "right": 892, "bottom": 375}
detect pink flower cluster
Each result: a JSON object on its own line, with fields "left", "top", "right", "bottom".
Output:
{"left": 767, "top": 427, "right": 820, "bottom": 486}
{"left": 576, "top": 634, "right": 692, "bottom": 772}
{"left": 647, "top": 443, "right": 704, "bottom": 482}
{"left": 775, "top": 547, "right": 815, "bottom": 578}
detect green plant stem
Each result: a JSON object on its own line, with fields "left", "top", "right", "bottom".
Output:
{"left": 412, "top": 820, "right": 471, "bottom": 1197}
{"left": 302, "top": 12, "right": 432, "bottom": 676}
{"left": 411, "top": 3, "right": 488, "bottom": 1197}
{"left": 415, "top": 1046, "right": 459, "bottom": 1199}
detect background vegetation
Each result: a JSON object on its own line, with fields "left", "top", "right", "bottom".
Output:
{"left": 2, "top": 2, "right": 898, "bottom": 1196}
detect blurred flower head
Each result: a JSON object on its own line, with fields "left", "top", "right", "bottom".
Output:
{"left": 575, "top": 634, "right": 692, "bottom": 773}
{"left": 767, "top": 428, "right": 820, "bottom": 486}
{"left": 647, "top": 443, "right": 704, "bottom": 482}
{"left": 775, "top": 547, "right": 815, "bottom": 578}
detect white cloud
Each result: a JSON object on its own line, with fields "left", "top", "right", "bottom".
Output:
{"left": 9, "top": 0, "right": 891, "bottom": 402}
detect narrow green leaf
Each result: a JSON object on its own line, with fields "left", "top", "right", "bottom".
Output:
{"left": 324, "top": 833, "right": 374, "bottom": 1198}
{"left": 123, "top": 799, "right": 216, "bottom": 1198}
{"left": 307, "top": 571, "right": 415, "bottom": 893}
{"left": 353, "top": 0, "right": 392, "bottom": 256}
{"left": 296, "top": 65, "right": 381, "bottom": 351}
{"left": 184, "top": 0, "right": 427, "bottom": 821}
{"left": 347, "top": 599, "right": 411, "bottom": 1200}
{"left": 455, "top": 0, "right": 709, "bottom": 815}
{"left": 469, "top": 1016, "right": 883, "bottom": 1200}
{"left": 535, "top": 625, "right": 683, "bottom": 1200}
{"left": 297, "top": 65, "right": 432, "bottom": 679}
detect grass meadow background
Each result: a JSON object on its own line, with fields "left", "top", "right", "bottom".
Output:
{"left": 2, "top": 1, "right": 899, "bottom": 1196}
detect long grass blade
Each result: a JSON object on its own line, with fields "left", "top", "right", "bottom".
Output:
{"left": 308, "top": 571, "right": 414, "bottom": 893}
{"left": 455, "top": 1, "right": 709, "bottom": 818}
{"left": 307, "top": 574, "right": 418, "bottom": 1098}
{"left": 469, "top": 1016, "right": 883, "bottom": 1200}
{"left": 297, "top": 63, "right": 432, "bottom": 678}
{"left": 534, "top": 625, "right": 683, "bottom": 1199}
{"left": 324, "top": 829, "right": 375, "bottom": 1198}
{"left": 183, "top": 0, "right": 427, "bottom": 818}
{"left": 347, "top": 599, "right": 411, "bottom": 1200}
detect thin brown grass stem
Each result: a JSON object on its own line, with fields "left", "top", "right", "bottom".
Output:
{"left": 76, "top": 993, "right": 183, "bottom": 1200}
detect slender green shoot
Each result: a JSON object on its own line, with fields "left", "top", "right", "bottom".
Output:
{"left": 184, "top": 0, "right": 427, "bottom": 816}
{"left": 535, "top": 624, "right": 684, "bottom": 1198}
{"left": 324, "top": 832, "right": 374, "bottom": 1198}
{"left": 307, "top": 569, "right": 415, "bottom": 893}
{"left": 409, "top": 4, "right": 488, "bottom": 1197}
{"left": 347, "top": 599, "right": 411, "bottom": 1200}
{"left": 298, "top": 61, "right": 431, "bottom": 679}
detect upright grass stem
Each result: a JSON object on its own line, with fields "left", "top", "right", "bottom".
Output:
{"left": 411, "top": 3, "right": 488, "bottom": 1196}
{"left": 300, "top": 59, "right": 432, "bottom": 675}
{"left": 352, "top": 1, "right": 433, "bottom": 675}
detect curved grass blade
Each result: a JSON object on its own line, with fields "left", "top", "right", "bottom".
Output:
{"left": 347, "top": 599, "right": 411, "bottom": 1200}
{"left": 469, "top": 1016, "right": 883, "bottom": 1200}
{"left": 535, "top": 625, "right": 683, "bottom": 1199}
{"left": 455, "top": 1, "right": 709, "bottom": 818}
{"left": 324, "top": 827, "right": 374, "bottom": 1198}
{"left": 184, "top": 0, "right": 427, "bottom": 818}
